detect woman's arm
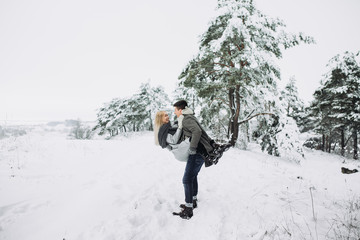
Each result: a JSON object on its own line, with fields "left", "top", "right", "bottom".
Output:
{"left": 166, "top": 128, "right": 182, "bottom": 145}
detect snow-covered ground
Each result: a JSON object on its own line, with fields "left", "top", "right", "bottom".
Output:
{"left": 0, "top": 125, "right": 359, "bottom": 240}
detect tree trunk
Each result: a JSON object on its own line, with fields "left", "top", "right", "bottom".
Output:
{"left": 233, "top": 85, "right": 241, "bottom": 145}
{"left": 228, "top": 85, "right": 241, "bottom": 146}
{"left": 149, "top": 110, "right": 153, "bottom": 131}
{"left": 341, "top": 129, "right": 345, "bottom": 156}
{"left": 227, "top": 121, "right": 231, "bottom": 139}
{"left": 228, "top": 88, "right": 235, "bottom": 145}
{"left": 353, "top": 129, "right": 358, "bottom": 160}
{"left": 322, "top": 134, "right": 325, "bottom": 152}
{"left": 246, "top": 122, "right": 250, "bottom": 143}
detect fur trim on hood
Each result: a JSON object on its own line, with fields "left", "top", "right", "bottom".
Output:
{"left": 182, "top": 107, "right": 194, "bottom": 115}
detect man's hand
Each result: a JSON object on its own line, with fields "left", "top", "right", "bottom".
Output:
{"left": 188, "top": 148, "right": 196, "bottom": 155}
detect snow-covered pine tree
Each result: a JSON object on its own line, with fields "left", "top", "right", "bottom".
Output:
{"left": 307, "top": 51, "right": 360, "bottom": 159}
{"left": 322, "top": 51, "right": 360, "bottom": 159}
{"left": 308, "top": 87, "right": 335, "bottom": 152}
{"left": 131, "top": 82, "right": 171, "bottom": 131}
{"left": 172, "top": 83, "right": 200, "bottom": 113}
{"left": 257, "top": 95, "right": 305, "bottom": 163}
{"left": 93, "top": 82, "right": 170, "bottom": 137}
{"left": 178, "top": 0, "right": 314, "bottom": 147}
{"left": 96, "top": 97, "right": 132, "bottom": 136}
{"left": 280, "top": 76, "right": 305, "bottom": 127}
{"left": 296, "top": 105, "right": 316, "bottom": 133}
{"left": 323, "top": 68, "right": 349, "bottom": 155}
{"left": 275, "top": 105, "right": 305, "bottom": 163}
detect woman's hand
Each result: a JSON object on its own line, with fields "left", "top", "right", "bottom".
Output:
{"left": 178, "top": 115, "right": 184, "bottom": 129}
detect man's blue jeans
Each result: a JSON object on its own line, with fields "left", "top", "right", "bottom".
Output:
{"left": 182, "top": 153, "right": 204, "bottom": 204}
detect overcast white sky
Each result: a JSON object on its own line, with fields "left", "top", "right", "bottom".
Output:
{"left": 1, "top": 0, "right": 359, "bottom": 122}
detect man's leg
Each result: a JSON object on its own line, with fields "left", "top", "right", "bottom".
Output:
{"left": 176, "top": 154, "right": 204, "bottom": 219}
{"left": 193, "top": 176, "right": 198, "bottom": 198}
{"left": 177, "top": 155, "right": 197, "bottom": 219}
{"left": 183, "top": 155, "right": 196, "bottom": 206}
{"left": 192, "top": 153, "right": 204, "bottom": 197}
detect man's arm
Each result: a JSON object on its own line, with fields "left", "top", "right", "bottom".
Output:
{"left": 183, "top": 118, "right": 202, "bottom": 153}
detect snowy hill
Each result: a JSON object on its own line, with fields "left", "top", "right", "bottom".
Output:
{"left": 0, "top": 126, "right": 359, "bottom": 240}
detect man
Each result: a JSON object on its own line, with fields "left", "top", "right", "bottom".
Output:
{"left": 172, "top": 100, "right": 220, "bottom": 219}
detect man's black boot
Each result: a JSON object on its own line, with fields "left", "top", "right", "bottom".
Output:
{"left": 212, "top": 143, "right": 232, "bottom": 164}
{"left": 204, "top": 156, "right": 213, "bottom": 167}
{"left": 179, "top": 206, "right": 193, "bottom": 219}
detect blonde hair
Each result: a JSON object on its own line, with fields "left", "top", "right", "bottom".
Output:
{"left": 154, "top": 111, "right": 167, "bottom": 145}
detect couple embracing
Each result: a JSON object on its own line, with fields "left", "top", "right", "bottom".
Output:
{"left": 154, "top": 100, "right": 231, "bottom": 219}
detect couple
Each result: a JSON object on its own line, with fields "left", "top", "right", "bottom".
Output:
{"left": 154, "top": 100, "right": 230, "bottom": 219}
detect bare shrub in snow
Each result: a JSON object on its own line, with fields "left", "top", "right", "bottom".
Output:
{"left": 0, "top": 126, "right": 6, "bottom": 139}
{"left": 303, "top": 137, "right": 322, "bottom": 150}
{"left": 327, "top": 198, "right": 360, "bottom": 240}
{"left": 0, "top": 126, "right": 26, "bottom": 139}
{"left": 69, "top": 121, "right": 93, "bottom": 140}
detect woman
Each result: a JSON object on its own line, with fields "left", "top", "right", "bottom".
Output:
{"left": 154, "top": 111, "right": 189, "bottom": 161}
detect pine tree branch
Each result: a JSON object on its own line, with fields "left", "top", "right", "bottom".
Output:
{"left": 245, "top": 109, "right": 255, "bottom": 119}
{"left": 344, "top": 135, "right": 352, "bottom": 147}
{"left": 238, "top": 112, "right": 276, "bottom": 125}
{"left": 235, "top": 43, "right": 246, "bottom": 52}
{"left": 213, "top": 62, "right": 232, "bottom": 68}
{"left": 206, "top": 69, "right": 232, "bottom": 76}
{"left": 235, "top": 44, "right": 242, "bottom": 52}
